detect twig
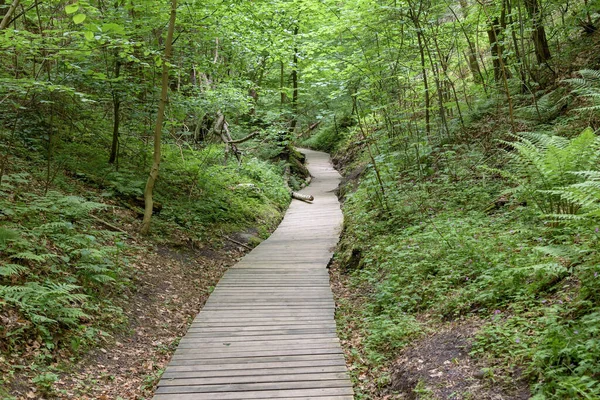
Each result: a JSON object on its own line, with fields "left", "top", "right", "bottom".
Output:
{"left": 224, "top": 235, "right": 253, "bottom": 250}
{"left": 90, "top": 214, "right": 138, "bottom": 241}
{"left": 228, "top": 131, "right": 259, "bottom": 144}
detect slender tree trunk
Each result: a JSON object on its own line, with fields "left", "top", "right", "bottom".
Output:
{"left": 0, "top": 0, "right": 19, "bottom": 30}
{"left": 487, "top": 10, "right": 511, "bottom": 83}
{"left": 109, "top": 55, "right": 121, "bottom": 165}
{"left": 416, "top": 29, "right": 431, "bottom": 139}
{"left": 289, "top": 25, "right": 299, "bottom": 136}
{"left": 279, "top": 60, "right": 286, "bottom": 107}
{"left": 507, "top": 0, "right": 528, "bottom": 91}
{"left": 458, "top": 0, "right": 483, "bottom": 83}
{"left": 140, "top": 0, "right": 177, "bottom": 235}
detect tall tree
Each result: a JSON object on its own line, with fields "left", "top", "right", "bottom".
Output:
{"left": 140, "top": 0, "right": 177, "bottom": 235}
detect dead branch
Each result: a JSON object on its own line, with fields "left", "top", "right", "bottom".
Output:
{"left": 224, "top": 235, "right": 253, "bottom": 250}
{"left": 228, "top": 131, "right": 259, "bottom": 144}
{"left": 292, "top": 192, "right": 314, "bottom": 202}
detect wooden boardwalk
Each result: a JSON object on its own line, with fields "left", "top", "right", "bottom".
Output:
{"left": 153, "top": 149, "right": 353, "bottom": 400}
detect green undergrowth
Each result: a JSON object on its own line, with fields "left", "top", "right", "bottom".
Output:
{"left": 333, "top": 76, "right": 600, "bottom": 398}
{"left": 0, "top": 137, "right": 290, "bottom": 394}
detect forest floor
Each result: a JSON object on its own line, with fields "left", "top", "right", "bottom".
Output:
{"left": 6, "top": 212, "right": 262, "bottom": 400}
{"left": 330, "top": 260, "right": 531, "bottom": 400}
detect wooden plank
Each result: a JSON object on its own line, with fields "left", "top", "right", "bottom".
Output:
{"left": 162, "top": 359, "right": 347, "bottom": 373}
{"left": 172, "top": 348, "right": 343, "bottom": 360}
{"left": 158, "top": 372, "right": 350, "bottom": 386}
{"left": 154, "top": 387, "right": 353, "bottom": 399}
{"left": 167, "top": 354, "right": 346, "bottom": 366}
{"left": 161, "top": 366, "right": 348, "bottom": 379}
{"left": 178, "top": 333, "right": 338, "bottom": 343}
{"left": 155, "top": 380, "right": 352, "bottom": 394}
{"left": 177, "top": 338, "right": 339, "bottom": 347}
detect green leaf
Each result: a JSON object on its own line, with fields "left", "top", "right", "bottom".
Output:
{"left": 65, "top": 4, "right": 79, "bottom": 14}
{"left": 102, "top": 23, "right": 126, "bottom": 35}
{"left": 84, "top": 31, "right": 94, "bottom": 41}
{"left": 73, "top": 13, "right": 87, "bottom": 24}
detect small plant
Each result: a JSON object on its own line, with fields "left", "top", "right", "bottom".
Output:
{"left": 32, "top": 372, "right": 58, "bottom": 394}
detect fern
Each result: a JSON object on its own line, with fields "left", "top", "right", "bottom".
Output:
{"left": 565, "top": 69, "right": 600, "bottom": 112}
{"left": 502, "top": 128, "right": 600, "bottom": 215}
{"left": 0, "top": 263, "right": 30, "bottom": 277}
{"left": 33, "top": 221, "right": 74, "bottom": 234}
{"left": 0, "top": 281, "right": 89, "bottom": 331}
{"left": 516, "top": 88, "right": 571, "bottom": 123}
{"left": 10, "top": 251, "right": 56, "bottom": 264}
{"left": 550, "top": 171, "right": 600, "bottom": 220}
{"left": 0, "top": 227, "right": 19, "bottom": 248}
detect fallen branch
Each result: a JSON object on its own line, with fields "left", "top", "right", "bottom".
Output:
{"left": 228, "top": 131, "right": 259, "bottom": 144}
{"left": 90, "top": 215, "right": 139, "bottom": 243}
{"left": 292, "top": 192, "right": 314, "bottom": 202}
{"left": 224, "top": 235, "right": 253, "bottom": 250}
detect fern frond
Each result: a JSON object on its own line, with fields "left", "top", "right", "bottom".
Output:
{"left": 0, "top": 264, "right": 30, "bottom": 277}
{"left": 10, "top": 251, "right": 55, "bottom": 263}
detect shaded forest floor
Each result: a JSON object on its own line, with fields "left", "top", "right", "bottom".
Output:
{"left": 331, "top": 261, "right": 531, "bottom": 400}
{"left": 50, "top": 241, "right": 246, "bottom": 399}
{"left": 6, "top": 211, "right": 262, "bottom": 399}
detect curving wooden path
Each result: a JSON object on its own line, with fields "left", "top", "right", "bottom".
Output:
{"left": 153, "top": 149, "right": 353, "bottom": 400}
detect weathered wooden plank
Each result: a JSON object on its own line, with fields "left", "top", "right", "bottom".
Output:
{"left": 192, "top": 317, "right": 334, "bottom": 324}
{"left": 167, "top": 353, "right": 346, "bottom": 366}
{"left": 161, "top": 365, "right": 348, "bottom": 379}
{"left": 158, "top": 372, "right": 350, "bottom": 386}
{"left": 178, "top": 333, "right": 338, "bottom": 343}
{"left": 162, "top": 358, "right": 347, "bottom": 373}
{"left": 155, "top": 380, "right": 352, "bottom": 394}
{"left": 154, "top": 387, "right": 354, "bottom": 400}
{"left": 172, "top": 348, "right": 343, "bottom": 360}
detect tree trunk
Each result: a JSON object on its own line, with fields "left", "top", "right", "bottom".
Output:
{"left": 289, "top": 25, "right": 299, "bottom": 136}
{"left": 458, "top": 0, "right": 483, "bottom": 83}
{"left": 523, "top": 0, "right": 551, "bottom": 64}
{"left": 0, "top": 0, "right": 20, "bottom": 30}
{"left": 140, "top": 0, "right": 177, "bottom": 235}
{"left": 109, "top": 55, "right": 121, "bottom": 165}
{"left": 416, "top": 29, "right": 431, "bottom": 139}
{"left": 487, "top": 15, "right": 511, "bottom": 83}
{"left": 280, "top": 60, "right": 286, "bottom": 107}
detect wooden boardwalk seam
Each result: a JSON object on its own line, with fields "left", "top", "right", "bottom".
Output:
{"left": 153, "top": 149, "right": 353, "bottom": 400}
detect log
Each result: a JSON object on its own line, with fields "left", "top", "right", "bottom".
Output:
{"left": 292, "top": 192, "right": 314, "bottom": 203}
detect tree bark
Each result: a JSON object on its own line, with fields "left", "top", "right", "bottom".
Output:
{"left": 487, "top": 15, "right": 511, "bottom": 83}
{"left": 140, "top": 0, "right": 177, "bottom": 235}
{"left": 0, "top": 0, "right": 20, "bottom": 30}
{"left": 289, "top": 25, "right": 299, "bottom": 136}
{"left": 416, "top": 28, "right": 431, "bottom": 139}
{"left": 109, "top": 55, "right": 122, "bottom": 165}
{"left": 523, "top": 0, "right": 551, "bottom": 64}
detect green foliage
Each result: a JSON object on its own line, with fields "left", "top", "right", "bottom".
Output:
{"left": 0, "top": 282, "right": 89, "bottom": 338}
{"left": 158, "top": 146, "right": 289, "bottom": 233}
{"left": 338, "top": 124, "right": 600, "bottom": 396}
{"left": 32, "top": 372, "right": 59, "bottom": 394}
{"left": 501, "top": 128, "right": 600, "bottom": 215}
{"left": 0, "top": 176, "right": 129, "bottom": 348}
{"left": 302, "top": 117, "right": 350, "bottom": 153}
{"left": 566, "top": 69, "right": 600, "bottom": 111}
